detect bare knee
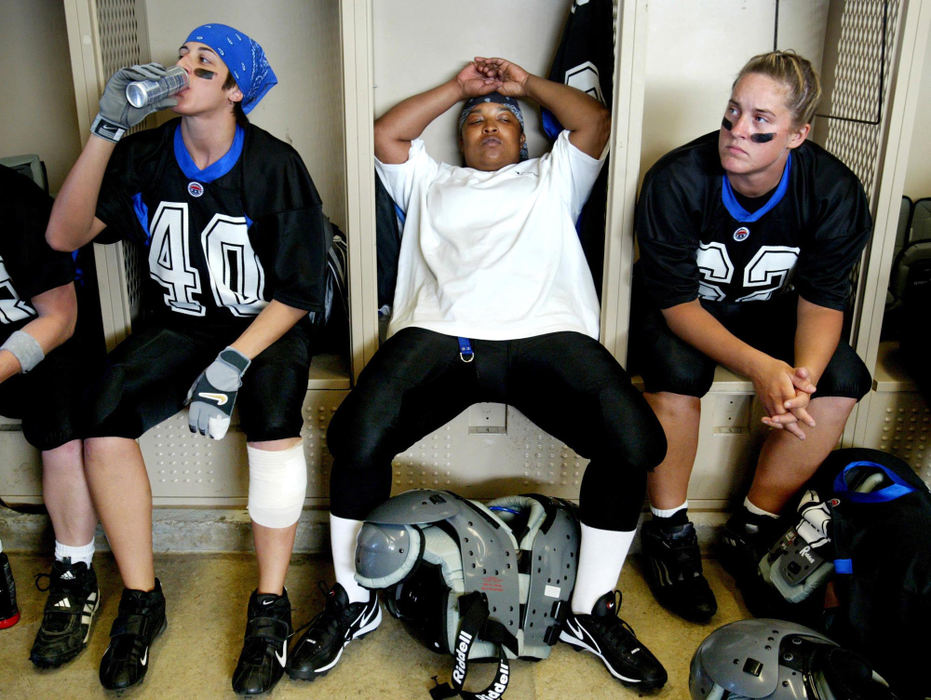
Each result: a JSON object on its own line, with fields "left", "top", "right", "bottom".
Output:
{"left": 646, "top": 391, "right": 700, "bottom": 422}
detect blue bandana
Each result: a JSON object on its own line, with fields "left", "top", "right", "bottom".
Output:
{"left": 185, "top": 23, "right": 277, "bottom": 114}
{"left": 458, "top": 92, "right": 529, "bottom": 161}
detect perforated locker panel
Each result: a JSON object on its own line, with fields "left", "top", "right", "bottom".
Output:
{"left": 862, "top": 342, "right": 931, "bottom": 489}
{"left": 392, "top": 406, "right": 590, "bottom": 501}
{"left": 140, "top": 389, "right": 348, "bottom": 507}
{"left": 823, "top": 0, "right": 901, "bottom": 202}
{"left": 820, "top": 0, "right": 903, "bottom": 352}
{"left": 861, "top": 395, "right": 931, "bottom": 488}
{"left": 0, "top": 416, "right": 43, "bottom": 505}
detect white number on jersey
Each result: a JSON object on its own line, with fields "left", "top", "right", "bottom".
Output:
{"left": 738, "top": 246, "right": 801, "bottom": 302}
{"left": 149, "top": 203, "right": 205, "bottom": 316}
{"left": 148, "top": 203, "right": 267, "bottom": 317}
{"left": 0, "top": 256, "right": 37, "bottom": 324}
{"left": 202, "top": 214, "right": 267, "bottom": 317}
{"left": 696, "top": 242, "right": 734, "bottom": 301}
{"left": 696, "top": 242, "right": 799, "bottom": 302}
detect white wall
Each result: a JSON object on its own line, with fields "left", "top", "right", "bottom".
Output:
{"left": 0, "top": 0, "right": 81, "bottom": 193}
{"left": 373, "top": 0, "right": 570, "bottom": 166}
{"left": 143, "top": 1, "right": 347, "bottom": 229}
{"left": 904, "top": 42, "right": 931, "bottom": 199}
{"left": 641, "top": 0, "right": 829, "bottom": 177}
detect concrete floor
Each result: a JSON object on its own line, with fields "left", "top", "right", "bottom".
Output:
{"left": 0, "top": 552, "right": 750, "bottom": 699}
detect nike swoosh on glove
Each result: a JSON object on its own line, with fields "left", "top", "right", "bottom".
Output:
{"left": 186, "top": 347, "right": 251, "bottom": 440}
{"left": 91, "top": 63, "right": 180, "bottom": 142}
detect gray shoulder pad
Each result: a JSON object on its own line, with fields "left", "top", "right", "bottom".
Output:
{"left": 365, "top": 489, "right": 462, "bottom": 525}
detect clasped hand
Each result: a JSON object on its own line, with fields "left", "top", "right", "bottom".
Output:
{"left": 752, "top": 357, "right": 817, "bottom": 440}
{"left": 456, "top": 57, "right": 530, "bottom": 98}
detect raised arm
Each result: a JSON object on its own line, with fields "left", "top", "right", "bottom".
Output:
{"left": 374, "top": 62, "right": 501, "bottom": 164}
{"left": 473, "top": 57, "right": 610, "bottom": 158}
{"left": 0, "top": 282, "right": 77, "bottom": 383}
{"left": 47, "top": 63, "right": 178, "bottom": 251}
{"left": 46, "top": 137, "right": 113, "bottom": 251}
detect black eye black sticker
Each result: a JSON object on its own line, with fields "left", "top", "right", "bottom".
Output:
{"left": 723, "top": 117, "right": 775, "bottom": 142}
{"left": 194, "top": 68, "right": 216, "bottom": 80}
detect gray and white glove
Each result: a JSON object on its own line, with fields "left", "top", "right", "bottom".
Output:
{"left": 186, "top": 347, "right": 251, "bottom": 440}
{"left": 90, "top": 63, "right": 178, "bottom": 143}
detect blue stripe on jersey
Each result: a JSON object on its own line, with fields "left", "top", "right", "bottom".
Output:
{"left": 721, "top": 152, "right": 792, "bottom": 223}
{"left": 132, "top": 193, "right": 151, "bottom": 245}
{"left": 71, "top": 250, "right": 84, "bottom": 285}
{"left": 173, "top": 124, "right": 245, "bottom": 183}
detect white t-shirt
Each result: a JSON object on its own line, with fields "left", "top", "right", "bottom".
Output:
{"left": 375, "top": 130, "right": 605, "bottom": 341}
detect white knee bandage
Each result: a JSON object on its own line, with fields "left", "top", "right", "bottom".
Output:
{"left": 247, "top": 443, "right": 307, "bottom": 528}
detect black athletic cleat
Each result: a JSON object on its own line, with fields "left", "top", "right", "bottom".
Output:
{"left": 719, "top": 511, "right": 783, "bottom": 587}
{"left": 641, "top": 519, "right": 717, "bottom": 623}
{"left": 99, "top": 579, "right": 166, "bottom": 690}
{"left": 232, "top": 589, "right": 292, "bottom": 695}
{"left": 0, "top": 552, "right": 19, "bottom": 629}
{"left": 560, "top": 590, "right": 667, "bottom": 690}
{"left": 287, "top": 583, "right": 381, "bottom": 681}
{"left": 30, "top": 558, "right": 99, "bottom": 667}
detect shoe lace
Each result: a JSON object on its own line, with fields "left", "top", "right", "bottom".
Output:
{"left": 289, "top": 581, "right": 338, "bottom": 642}
{"left": 34, "top": 572, "right": 52, "bottom": 593}
{"left": 666, "top": 533, "right": 704, "bottom": 578}
{"left": 594, "top": 593, "right": 640, "bottom": 648}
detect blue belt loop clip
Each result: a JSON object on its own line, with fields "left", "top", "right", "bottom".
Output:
{"left": 458, "top": 337, "right": 474, "bottom": 363}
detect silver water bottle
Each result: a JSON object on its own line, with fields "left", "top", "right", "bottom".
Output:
{"left": 125, "top": 65, "right": 188, "bottom": 108}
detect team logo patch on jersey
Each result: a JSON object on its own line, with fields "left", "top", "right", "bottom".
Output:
{"left": 187, "top": 181, "right": 204, "bottom": 198}
{"left": 733, "top": 226, "right": 750, "bottom": 242}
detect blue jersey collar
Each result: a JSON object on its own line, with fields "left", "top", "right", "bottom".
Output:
{"left": 721, "top": 152, "right": 791, "bottom": 223}
{"left": 173, "top": 124, "right": 244, "bottom": 183}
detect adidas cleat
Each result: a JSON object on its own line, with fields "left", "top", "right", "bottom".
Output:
{"left": 30, "top": 558, "right": 100, "bottom": 667}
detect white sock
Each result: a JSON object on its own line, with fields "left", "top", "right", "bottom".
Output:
{"left": 55, "top": 539, "right": 95, "bottom": 567}
{"left": 650, "top": 501, "right": 688, "bottom": 519}
{"left": 571, "top": 523, "right": 636, "bottom": 614}
{"left": 329, "top": 514, "right": 370, "bottom": 603}
{"left": 743, "top": 497, "right": 779, "bottom": 519}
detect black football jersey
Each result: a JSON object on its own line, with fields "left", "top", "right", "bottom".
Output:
{"left": 96, "top": 119, "right": 329, "bottom": 329}
{"left": 0, "top": 166, "right": 74, "bottom": 335}
{"left": 636, "top": 131, "right": 871, "bottom": 311}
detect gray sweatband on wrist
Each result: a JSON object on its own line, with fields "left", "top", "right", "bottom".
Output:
{"left": 1, "top": 330, "right": 45, "bottom": 373}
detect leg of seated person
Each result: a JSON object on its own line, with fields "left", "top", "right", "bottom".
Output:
{"left": 248, "top": 438, "right": 302, "bottom": 596}
{"left": 84, "top": 436, "right": 155, "bottom": 590}
{"left": 631, "top": 304, "right": 720, "bottom": 623}
{"left": 507, "top": 332, "right": 668, "bottom": 690}
{"left": 327, "top": 328, "right": 478, "bottom": 521}
{"left": 644, "top": 392, "right": 701, "bottom": 509}
{"left": 747, "top": 395, "right": 855, "bottom": 513}
{"left": 42, "top": 440, "right": 97, "bottom": 547}
{"left": 745, "top": 340, "right": 870, "bottom": 514}
{"left": 721, "top": 339, "right": 871, "bottom": 590}
{"left": 288, "top": 329, "right": 475, "bottom": 682}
